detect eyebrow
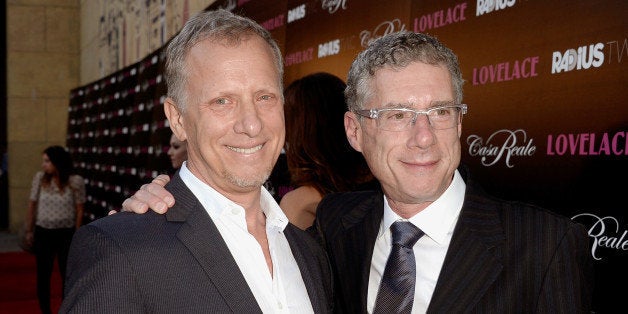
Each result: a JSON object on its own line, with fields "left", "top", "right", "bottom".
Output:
{"left": 380, "top": 102, "right": 413, "bottom": 109}
{"left": 430, "top": 100, "right": 456, "bottom": 107}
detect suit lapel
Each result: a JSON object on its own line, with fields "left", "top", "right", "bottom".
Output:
{"left": 165, "top": 174, "right": 262, "bottom": 313}
{"left": 339, "top": 192, "right": 384, "bottom": 313}
{"left": 284, "top": 225, "right": 328, "bottom": 313}
{"left": 427, "top": 184, "right": 505, "bottom": 313}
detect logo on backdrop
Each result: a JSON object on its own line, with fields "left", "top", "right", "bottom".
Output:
{"left": 547, "top": 131, "right": 627, "bottom": 156}
{"left": 472, "top": 56, "right": 539, "bottom": 85}
{"left": 476, "top": 0, "right": 517, "bottom": 17}
{"left": 360, "top": 19, "right": 407, "bottom": 48}
{"left": 322, "top": 0, "right": 348, "bottom": 14}
{"left": 285, "top": 47, "right": 314, "bottom": 66}
{"left": 261, "top": 14, "right": 285, "bottom": 31}
{"left": 413, "top": 2, "right": 468, "bottom": 32}
{"left": 288, "top": 4, "right": 306, "bottom": 23}
{"left": 551, "top": 42, "right": 604, "bottom": 74}
{"left": 319, "top": 39, "right": 341, "bottom": 58}
{"left": 607, "top": 38, "right": 628, "bottom": 64}
{"left": 467, "top": 129, "right": 536, "bottom": 167}
{"left": 572, "top": 213, "right": 628, "bottom": 261}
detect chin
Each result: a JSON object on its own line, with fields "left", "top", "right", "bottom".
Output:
{"left": 227, "top": 169, "right": 271, "bottom": 189}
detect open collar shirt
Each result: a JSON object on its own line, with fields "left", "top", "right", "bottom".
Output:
{"left": 179, "top": 162, "right": 314, "bottom": 313}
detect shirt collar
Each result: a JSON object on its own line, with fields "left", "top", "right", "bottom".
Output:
{"left": 178, "top": 162, "right": 289, "bottom": 231}
{"left": 381, "top": 169, "right": 466, "bottom": 244}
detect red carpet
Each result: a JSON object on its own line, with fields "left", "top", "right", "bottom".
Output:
{"left": 0, "top": 251, "right": 62, "bottom": 314}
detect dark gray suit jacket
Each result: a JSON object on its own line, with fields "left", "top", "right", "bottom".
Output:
{"left": 61, "top": 174, "right": 332, "bottom": 313}
{"left": 314, "top": 170, "right": 593, "bottom": 313}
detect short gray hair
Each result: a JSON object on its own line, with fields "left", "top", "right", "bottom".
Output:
{"left": 345, "top": 31, "right": 464, "bottom": 112}
{"left": 164, "top": 9, "right": 284, "bottom": 111}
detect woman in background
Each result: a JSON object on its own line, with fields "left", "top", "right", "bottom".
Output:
{"left": 108, "top": 134, "right": 186, "bottom": 217}
{"left": 280, "top": 72, "right": 377, "bottom": 229}
{"left": 25, "top": 145, "right": 85, "bottom": 314}
{"left": 167, "top": 133, "right": 187, "bottom": 170}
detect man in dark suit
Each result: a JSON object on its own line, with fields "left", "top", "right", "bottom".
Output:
{"left": 122, "top": 31, "right": 593, "bottom": 313}
{"left": 314, "top": 31, "right": 593, "bottom": 313}
{"left": 60, "top": 9, "right": 331, "bottom": 313}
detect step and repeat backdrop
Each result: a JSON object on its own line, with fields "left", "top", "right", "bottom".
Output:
{"left": 67, "top": 0, "right": 626, "bottom": 311}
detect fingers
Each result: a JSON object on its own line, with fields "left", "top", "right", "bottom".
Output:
{"left": 121, "top": 195, "right": 150, "bottom": 213}
{"left": 144, "top": 181, "right": 175, "bottom": 208}
{"left": 152, "top": 174, "right": 170, "bottom": 187}
{"left": 120, "top": 175, "right": 175, "bottom": 215}
{"left": 120, "top": 181, "right": 174, "bottom": 214}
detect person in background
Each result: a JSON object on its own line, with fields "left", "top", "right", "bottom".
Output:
{"left": 122, "top": 30, "right": 594, "bottom": 313}
{"left": 61, "top": 9, "right": 331, "bottom": 313}
{"left": 107, "top": 133, "right": 187, "bottom": 217}
{"left": 262, "top": 150, "right": 291, "bottom": 203}
{"left": 25, "top": 145, "right": 85, "bottom": 314}
{"left": 280, "top": 72, "right": 377, "bottom": 229}
{"left": 167, "top": 132, "right": 187, "bottom": 170}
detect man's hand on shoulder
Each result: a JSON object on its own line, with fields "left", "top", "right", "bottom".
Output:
{"left": 120, "top": 174, "right": 175, "bottom": 214}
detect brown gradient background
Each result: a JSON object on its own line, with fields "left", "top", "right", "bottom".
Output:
{"left": 69, "top": 0, "right": 626, "bottom": 311}
{"left": 223, "top": 1, "right": 628, "bottom": 311}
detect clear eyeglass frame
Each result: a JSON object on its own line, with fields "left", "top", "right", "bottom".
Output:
{"left": 354, "top": 104, "right": 467, "bottom": 131}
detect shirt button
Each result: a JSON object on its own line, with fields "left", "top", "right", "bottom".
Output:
{"left": 231, "top": 207, "right": 240, "bottom": 215}
{"left": 277, "top": 302, "right": 283, "bottom": 309}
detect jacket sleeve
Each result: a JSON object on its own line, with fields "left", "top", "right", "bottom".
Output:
{"left": 59, "top": 224, "right": 145, "bottom": 313}
{"left": 536, "top": 222, "right": 594, "bottom": 313}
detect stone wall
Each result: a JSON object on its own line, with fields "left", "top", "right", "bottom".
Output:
{"left": 6, "top": 0, "right": 80, "bottom": 232}
{"left": 5, "top": 0, "right": 215, "bottom": 232}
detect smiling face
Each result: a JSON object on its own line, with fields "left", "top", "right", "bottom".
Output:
{"left": 345, "top": 61, "right": 462, "bottom": 216}
{"left": 167, "top": 134, "right": 187, "bottom": 169}
{"left": 165, "top": 35, "right": 285, "bottom": 197}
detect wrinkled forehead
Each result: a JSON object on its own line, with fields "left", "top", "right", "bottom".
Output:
{"left": 366, "top": 62, "right": 454, "bottom": 107}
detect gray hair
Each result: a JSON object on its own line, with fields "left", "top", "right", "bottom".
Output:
{"left": 164, "top": 9, "right": 284, "bottom": 111}
{"left": 345, "top": 31, "right": 464, "bottom": 112}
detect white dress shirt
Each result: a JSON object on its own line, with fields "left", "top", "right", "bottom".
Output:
{"left": 179, "top": 162, "right": 314, "bottom": 313}
{"left": 367, "top": 170, "right": 466, "bottom": 314}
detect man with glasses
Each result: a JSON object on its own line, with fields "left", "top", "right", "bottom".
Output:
{"left": 122, "top": 31, "right": 593, "bottom": 313}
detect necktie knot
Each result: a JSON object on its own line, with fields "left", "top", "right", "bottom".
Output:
{"left": 391, "top": 221, "right": 424, "bottom": 248}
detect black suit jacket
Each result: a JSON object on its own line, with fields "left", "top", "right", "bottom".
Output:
{"left": 314, "top": 171, "right": 593, "bottom": 313}
{"left": 61, "top": 174, "right": 332, "bottom": 313}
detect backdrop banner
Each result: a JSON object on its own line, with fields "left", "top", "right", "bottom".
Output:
{"left": 67, "top": 1, "right": 627, "bottom": 311}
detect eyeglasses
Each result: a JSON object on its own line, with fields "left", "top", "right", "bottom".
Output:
{"left": 354, "top": 104, "right": 467, "bottom": 132}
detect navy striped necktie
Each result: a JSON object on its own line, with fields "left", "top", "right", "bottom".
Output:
{"left": 373, "top": 221, "right": 424, "bottom": 314}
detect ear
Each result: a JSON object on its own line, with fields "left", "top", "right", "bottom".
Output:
{"left": 457, "top": 120, "right": 463, "bottom": 138}
{"left": 164, "top": 97, "right": 187, "bottom": 141}
{"left": 344, "top": 111, "right": 363, "bottom": 152}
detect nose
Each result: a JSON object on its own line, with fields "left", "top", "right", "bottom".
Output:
{"left": 234, "top": 101, "right": 263, "bottom": 136}
{"left": 411, "top": 113, "right": 433, "bottom": 129}
{"left": 408, "top": 114, "right": 435, "bottom": 148}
